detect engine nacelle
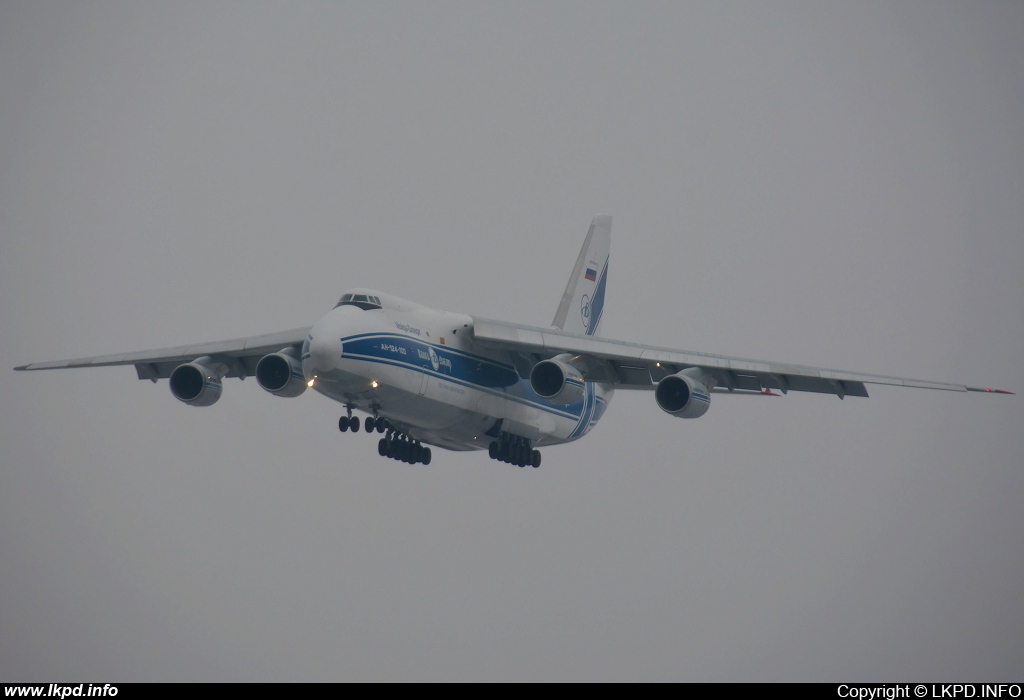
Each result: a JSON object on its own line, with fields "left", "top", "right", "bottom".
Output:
{"left": 530, "top": 358, "right": 586, "bottom": 405}
{"left": 256, "top": 348, "right": 307, "bottom": 398}
{"left": 169, "top": 356, "right": 227, "bottom": 407}
{"left": 655, "top": 368, "right": 712, "bottom": 419}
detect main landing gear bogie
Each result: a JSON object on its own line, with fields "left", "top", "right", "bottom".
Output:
{"left": 489, "top": 434, "right": 541, "bottom": 468}
{"left": 378, "top": 431, "right": 431, "bottom": 465}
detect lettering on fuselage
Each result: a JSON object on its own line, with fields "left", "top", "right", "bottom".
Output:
{"left": 418, "top": 347, "right": 452, "bottom": 372}
{"left": 437, "top": 381, "right": 466, "bottom": 395}
{"left": 395, "top": 322, "right": 421, "bottom": 336}
{"left": 341, "top": 333, "right": 519, "bottom": 389}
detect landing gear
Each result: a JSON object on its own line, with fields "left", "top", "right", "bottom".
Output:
{"left": 365, "top": 407, "right": 391, "bottom": 434}
{"left": 339, "top": 406, "right": 357, "bottom": 433}
{"left": 488, "top": 433, "right": 541, "bottom": 468}
{"left": 340, "top": 416, "right": 360, "bottom": 432}
{"left": 338, "top": 408, "right": 432, "bottom": 464}
{"left": 378, "top": 430, "right": 431, "bottom": 465}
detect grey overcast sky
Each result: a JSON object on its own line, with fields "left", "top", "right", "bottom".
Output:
{"left": 2, "top": 1, "right": 1022, "bottom": 682}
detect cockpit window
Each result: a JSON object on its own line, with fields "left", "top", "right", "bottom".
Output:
{"left": 334, "top": 293, "right": 382, "bottom": 311}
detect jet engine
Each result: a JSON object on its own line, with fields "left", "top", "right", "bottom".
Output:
{"left": 530, "top": 357, "right": 586, "bottom": 405}
{"left": 655, "top": 368, "right": 712, "bottom": 419}
{"left": 169, "top": 356, "right": 227, "bottom": 407}
{"left": 256, "top": 348, "right": 307, "bottom": 398}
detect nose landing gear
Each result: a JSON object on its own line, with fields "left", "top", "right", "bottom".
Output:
{"left": 364, "top": 408, "right": 387, "bottom": 434}
{"left": 338, "top": 406, "right": 360, "bottom": 432}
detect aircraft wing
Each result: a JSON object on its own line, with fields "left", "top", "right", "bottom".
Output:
{"left": 14, "top": 327, "right": 312, "bottom": 381}
{"left": 470, "top": 317, "right": 1012, "bottom": 398}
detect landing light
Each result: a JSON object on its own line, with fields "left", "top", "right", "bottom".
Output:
{"left": 371, "top": 381, "right": 379, "bottom": 388}
{"left": 307, "top": 379, "right": 315, "bottom": 387}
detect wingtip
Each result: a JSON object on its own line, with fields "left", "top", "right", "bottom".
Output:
{"left": 13, "top": 365, "right": 29, "bottom": 371}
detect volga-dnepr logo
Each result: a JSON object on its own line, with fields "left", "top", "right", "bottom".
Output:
{"left": 580, "top": 293, "right": 591, "bottom": 331}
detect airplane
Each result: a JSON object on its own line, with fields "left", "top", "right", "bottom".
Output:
{"left": 15, "top": 215, "right": 1012, "bottom": 468}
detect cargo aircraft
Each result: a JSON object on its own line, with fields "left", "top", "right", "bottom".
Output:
{"left": 15, "top": 216, "right": 1012, "bottom": 467}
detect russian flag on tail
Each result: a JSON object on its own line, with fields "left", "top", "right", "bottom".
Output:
{"left": 584, "top": 267, "right": 597, "bottom": 281}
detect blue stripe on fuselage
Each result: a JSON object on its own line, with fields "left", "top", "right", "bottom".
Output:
{"left": 338, "top": 333, "right": 595, "bottom": 422}
{"left": 342, "top": 333, "right": 518, "bottom": 388}
{"left": 568, "top": 383, "right": 597, "bottom": 439}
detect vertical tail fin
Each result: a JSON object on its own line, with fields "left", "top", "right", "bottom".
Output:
{"left": 551, "top": 215, "right": 611, "bottom": 337}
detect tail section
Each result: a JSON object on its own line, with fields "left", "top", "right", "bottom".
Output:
{"left": 551, "top": 215, "right": 611, "bottom": 337}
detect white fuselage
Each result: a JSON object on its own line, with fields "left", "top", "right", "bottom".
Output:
{"left": 301, "top": 289, "right": 612, "bottom": 452}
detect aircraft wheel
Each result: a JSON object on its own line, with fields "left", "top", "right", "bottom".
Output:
{"left": 488, "top": 441, "right": 499, "bottom": 459}
{"left": 339, "top": 416, "right": 349, "bottom": 432}
{"left": 421, "top": 448, "right": 431, "bottom": 466}
{"left": 532, "top": 450, "right": 541, "bottom": 468}
{"left": 378, "top": 438, "right": 388, "bottom": 456}
{"left": 349, "top": 416, "right": 360, "bottom": 432}
{"left": 365, "top": 416, "right": 375, "bottom": 432}
{"left": 376, "top": 419, "right": 386, "bottom": 433}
